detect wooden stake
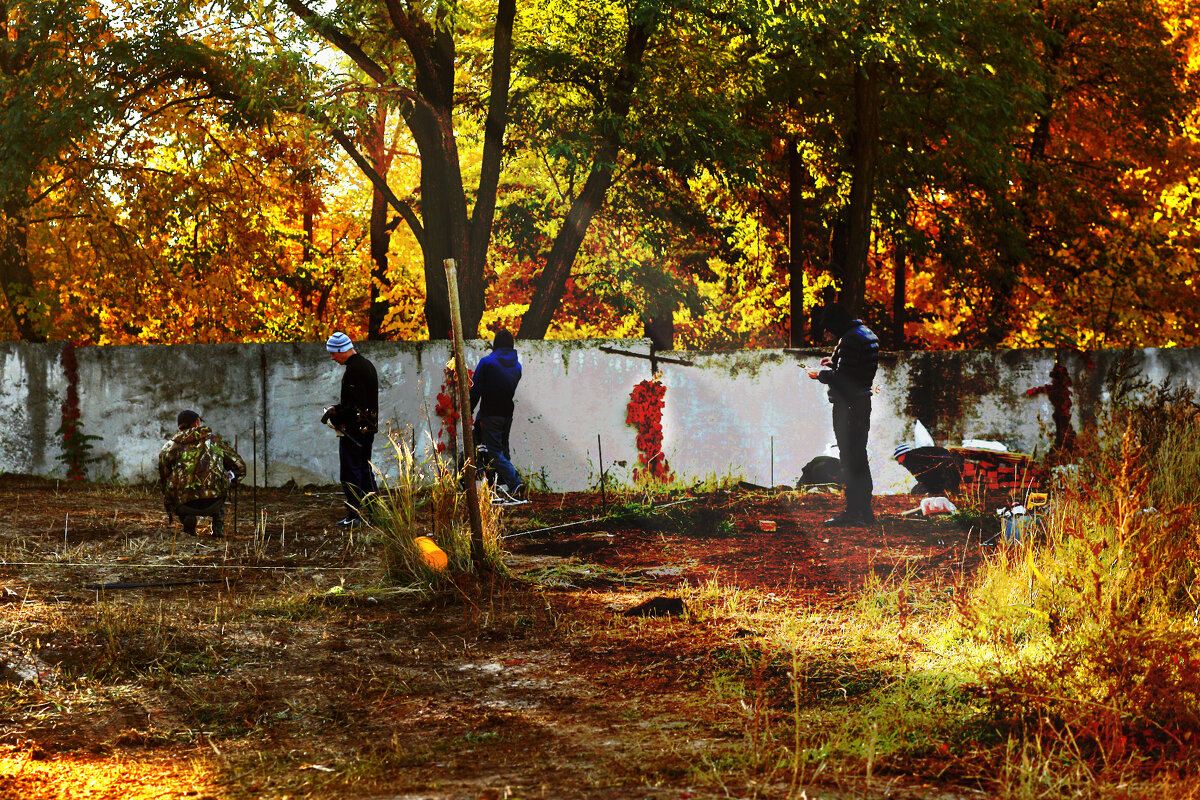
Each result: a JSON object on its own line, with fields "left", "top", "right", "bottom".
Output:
{"left": 444, "top": 259, "right": 485, "bottom": 564}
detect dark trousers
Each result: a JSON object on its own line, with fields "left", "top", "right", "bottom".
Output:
{"left": 832, "top": 396, "right": 873, "bottom": 520}
{"left": 474, "top": 415, "right": 520, "bottom": 491}
{"left": 176, "top": 497, "right": 225, "bottom": 535}
{"left": 339, "top": 432, "right": 377, "bottom": 516}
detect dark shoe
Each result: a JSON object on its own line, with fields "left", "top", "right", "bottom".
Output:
{"left": 824, "top": 514, "right": 868, "bottom": 527}
{"left": 335, "top": 515, "right": 364, "bottom": 528}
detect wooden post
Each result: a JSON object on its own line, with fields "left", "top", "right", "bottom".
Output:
{"left": 444, "top": 259, "right": 485, "bottom": 564}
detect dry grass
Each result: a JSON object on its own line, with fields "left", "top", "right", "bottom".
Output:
{"left": 2, "top": 383, "right": 1199, "bottom": 800}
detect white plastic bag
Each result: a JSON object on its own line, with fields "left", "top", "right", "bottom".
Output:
{"left": 920, "top": 496, "right": 957, "bottom": 516}
{"left": 963, "top": 438, "right": 1007, "bottom": 451}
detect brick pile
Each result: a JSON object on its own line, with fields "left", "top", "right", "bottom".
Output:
{"left": 948, "top": 447, "right": 1044, "bottom": 495}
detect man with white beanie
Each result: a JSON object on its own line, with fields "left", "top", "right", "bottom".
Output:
{"left": 320, "top": 332, "right": 378, "bottom": 527}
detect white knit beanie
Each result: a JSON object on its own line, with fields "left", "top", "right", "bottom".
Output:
{"left": 326, "top": 332, "right": 354, "bottom": 353}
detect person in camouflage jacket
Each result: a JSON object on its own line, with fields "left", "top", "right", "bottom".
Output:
{"left": 158, "top": 409, "right": 247, "bottom": 536}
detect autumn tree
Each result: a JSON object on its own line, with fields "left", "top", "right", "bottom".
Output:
{"left": 224, "top": 0, "right": 515, "bottom": 341}
{"left": 37, "top": 95, "right": 381, "bottom": 344}
{"left": 0, "top": 0, "right": 124, "bottom": 340}
{"left": 849, "top": 0, "right": 1197, "bottom": 349}
{"left": 957, "top": 0, "right": 1200, "bottom": 348}
{"left": 0, "top": 0, "right": 306, "bottom": 343}
{"left": 509, "top": 0, "right": 770, "bottom": 341}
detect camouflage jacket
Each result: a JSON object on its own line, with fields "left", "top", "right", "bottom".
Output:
{"left": 158, "top": 426, "right": 247, "bottom": 511}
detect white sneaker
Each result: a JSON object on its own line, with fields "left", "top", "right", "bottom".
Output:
{"left": 491, "top": 485, "right": 528, "bottom": 506}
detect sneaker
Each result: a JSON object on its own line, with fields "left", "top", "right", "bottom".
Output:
{"left": 335, "top": 515, "right": 365, "bottom": 528}
{"left": 491, "top": 485, "right": 528, "bottom": 506}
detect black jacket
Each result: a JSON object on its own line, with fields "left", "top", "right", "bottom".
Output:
{"left": 817, "top": 321, "right": 879, "bottom": 403}
{"left": 333, "top": 353, "right": 378, "bottom": 434}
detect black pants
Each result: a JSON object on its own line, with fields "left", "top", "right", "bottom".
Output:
{"left": 832, "top": 396, "right": 873, "bottom": 520}
{"left": 339, "top": 432, "right": 377, "bottom": 516}
{"left": 176, "top": 497, "right": 225, "bottom": 535}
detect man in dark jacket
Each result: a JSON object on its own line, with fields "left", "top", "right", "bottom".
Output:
{"left": 158, "top": 409, "right": 247, "bottom": 536}
{"left": 806, "top": 304, "right": 880, "bottom": 526}
{"left": 321, "top": 331, "right": 378, "bottom": 527}
{"left": 470, "top": 329, "right": 523, "bottom": 499}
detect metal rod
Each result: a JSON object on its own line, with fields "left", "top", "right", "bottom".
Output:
{"left": 504, "top": 496, "right": 696, "bottom": 542}
{"left": 597, "top": 434, "right": 606, "bottom": 508}
{"left": 597, "top": 345, "right": 694, "bottom": 366}
{"left": 85, "top": 579, "right": 231, "bottom": 591}
{"left": 252, "top": 421, "right": 258, "bottom": 524}
{"left": 233, "top": 434, "right": 239, "bottom": 536}
{"left": 5, "top": 561, "right": 374, "bottom": 572}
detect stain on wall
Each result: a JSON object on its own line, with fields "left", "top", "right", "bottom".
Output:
{"left": 902, "top": 351, "right": 996, "bottom": 442}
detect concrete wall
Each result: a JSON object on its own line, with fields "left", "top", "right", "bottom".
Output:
{"left": 2, "top": 341, "right": 1198, "bottom": 493}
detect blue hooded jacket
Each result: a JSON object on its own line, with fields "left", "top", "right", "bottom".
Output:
{"left": 470, "top": 348, "right": 522, "bottom": 418}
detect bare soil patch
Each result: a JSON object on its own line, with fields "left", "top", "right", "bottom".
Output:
{"left": 0, "top": 475, "right": 983, "bottom": 799}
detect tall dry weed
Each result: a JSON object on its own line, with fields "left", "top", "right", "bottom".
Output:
{"left": 962, "top": 371, "right": 1200, "bottom": 778}
{"left": 373, "top": 428, "right": 507, "bottom": 586}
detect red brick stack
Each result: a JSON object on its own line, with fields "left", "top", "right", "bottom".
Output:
{"left": 949, "top": 447, "right": 1044, "bottom": 496}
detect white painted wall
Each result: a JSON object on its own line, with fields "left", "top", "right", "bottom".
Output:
{"left": 3, "top": 341, "right": 1198, "bottom": 493}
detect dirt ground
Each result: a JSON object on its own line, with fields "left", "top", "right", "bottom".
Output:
{"left": 0, "top": 475, "right": 987, "bottom": 800}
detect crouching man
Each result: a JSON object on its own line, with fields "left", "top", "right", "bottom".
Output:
{"left": 158, "top": 409, "right": 247, "bottom": 536}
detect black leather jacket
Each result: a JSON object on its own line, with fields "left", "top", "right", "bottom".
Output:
{"left": 333, "top": 353, "right": 379, "bottom": 434}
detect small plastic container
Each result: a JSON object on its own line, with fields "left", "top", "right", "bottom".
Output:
{"left": 414, "top": 536, "right": 448, "bottom": 570}
{"left": 758, "top": 520, "right": 777, "bottom": 532}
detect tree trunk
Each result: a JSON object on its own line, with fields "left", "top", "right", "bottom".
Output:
{"left": 788, "top": 136, "right": 805, "bottom": 347}
{"left": 366, "top": 104, "right": 393, "bottom": 340}
{"left": 409, "top": 0, "right": 514, "bottom": 341}
{"left": 462, "top": 0, "right": 515, "bottom": 335}
{"left": 892, "top": 235, "right": 906, "bottom": 347}
{"left": 0, "top": 202, "right": 44, "bottom": 341}
{"left": 517, "top": 13, "right": 657, "bottom": 340}
{"left": 840, "top": 61, "right": 880, "bottom": 316}
{"left": 287, "top": 0, "right": 515, "bottom": 341}
{"left": 412, "top": 108, "right": 471, "bottom": 340}
{"left": 517, "top": 154, "right": 617, "bottom": 340}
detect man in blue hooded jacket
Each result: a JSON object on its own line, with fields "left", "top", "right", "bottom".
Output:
{"left": 806, "top": 304, "right": 880, "bottom": 526}
{"left": 470, "top": 329, "right": 523, "bottom": 498}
